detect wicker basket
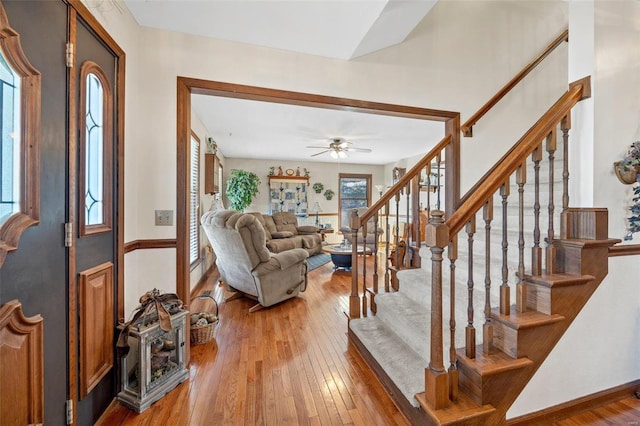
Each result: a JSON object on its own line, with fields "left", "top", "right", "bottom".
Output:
{"left": 190, "top": 291, "right": 219, "bottom": 345}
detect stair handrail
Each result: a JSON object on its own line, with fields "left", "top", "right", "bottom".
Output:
{"left": 359, "top": 134, "right": 452, "bottom": 225}
{"left": 447, "top": 77, "right": 587, "bottom": 237}
{"left": 461, "top": 29, "right": 569, "bottom": 138}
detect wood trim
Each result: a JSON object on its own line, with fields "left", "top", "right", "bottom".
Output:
{"left": 124, "top": 238, "right": 177, "bottom": 253}
{"left": 0, "top": 0, "right": 42, "bottom": 270}
{"left": 506, "top": 380, "right": 640, "bottom": 425}
{"left": 176, "top": 78, "right": 461, "bottom": 355}
{"left": 0, "top": 299, "right": 44, "bottom": 425}
{"left": 78, "top": 61, "right": 114, "bottom": 238}
{"left": 78, "top": 262, "right": 114, "bottom": 399}
{"left": 608, "top": 244, "right": 640, "bottom": 257}
{"left": 67, "top": 7, "right": 79, "bottom": 426}
{"left": 461, "top": 29, "right": 569, "bottom": 137}
{"left": 184, "top": 77, "right": 458, "bottom": 122}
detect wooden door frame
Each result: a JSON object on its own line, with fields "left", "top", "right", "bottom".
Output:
{"left": 66, "top": 1, "right": 125, "bottom": 425}
{"left": 176, "top": 77, "right": 460, "bottom": 306}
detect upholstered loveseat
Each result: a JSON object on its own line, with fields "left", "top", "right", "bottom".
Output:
{"left": 201, "top": 209, "right": 309, "bottom": 312}
{"left": 248, "top": 211, "right": 323, "bottom": 256}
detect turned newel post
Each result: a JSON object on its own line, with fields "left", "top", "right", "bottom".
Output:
{"left": 425, "top": 209, "right": 449, "bottom": 409}
{"left": 349, "top": 209, "right": 361, "bottom": 318}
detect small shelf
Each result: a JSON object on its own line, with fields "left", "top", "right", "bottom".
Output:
{"left": 268, "top": 175, "right": 309, "bottom": 183}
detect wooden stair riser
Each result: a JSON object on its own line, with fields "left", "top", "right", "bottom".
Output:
{"left": 457, "top": 358, "right": 534, "bottom": 407}
{"left": 491, "top": 320, "right": 564, "bottom": 359}
{"left": 555, "top": 242, "right": 611, "bottom": 279}
{"left": 525, "top": 281, "right": 591, "bottom": 315}
{"left": 560, "top": 208, "right": 608, "bottom": 240}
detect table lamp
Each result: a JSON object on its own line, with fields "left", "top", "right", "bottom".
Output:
{"left": 311, "top": 201, "right": 322, "bottom": 227}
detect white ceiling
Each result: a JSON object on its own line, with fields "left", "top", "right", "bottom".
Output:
{"left": 123, "top": 0, "right": 444, "bottom": 164}
{"left": 191, "top": 95, "right": 444, "bottom": 165}
{"left": 123, "top": 0, "right": 438, "bottom": 60}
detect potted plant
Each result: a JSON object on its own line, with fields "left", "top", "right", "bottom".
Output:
{"left": 312, "top": 182, "right": 324, "bottom": 193}
{"left": 226, "top": 169, "right": 261, "bottom": 211}
{"left": 323, "top": 189, "right": 334, "bottom": 200}
{"left": 617, "top": 142, "right": 640, "bottom": 240}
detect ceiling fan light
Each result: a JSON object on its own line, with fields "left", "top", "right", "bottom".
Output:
{"left": 338, "top": 151, "right": 347, "bottom": 159}
{"left": 330, "top": 150, "right": 339, "bottom": 159}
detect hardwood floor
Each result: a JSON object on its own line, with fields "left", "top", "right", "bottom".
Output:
{"left": 97, "top": 260, "right": 409, "bottom": 426}
{"left": 98, "top": 257, "right": 640, "bottom": 426}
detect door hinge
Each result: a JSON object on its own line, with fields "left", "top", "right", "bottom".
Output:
{"left": 65, "top": 399, "right": 73, "bottom": 425}
{"left": 64, "top": 222, "right": 73, "bottom": 247}
{"left": 65, "top": 42, "right": 74, "bottom": 68}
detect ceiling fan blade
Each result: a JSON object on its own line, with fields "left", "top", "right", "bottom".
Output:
{"left": 346, "top": 147, "right": 372, "bottom": 153}
{"left": 310, "top": 150, "right": 330, "bottom": 157}
{"left": 306, "top": 145, "right": 331, "bottom": 149}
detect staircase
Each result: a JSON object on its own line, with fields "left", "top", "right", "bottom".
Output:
{"left": 343, "top": 75, "right": 622, "bottom": 424}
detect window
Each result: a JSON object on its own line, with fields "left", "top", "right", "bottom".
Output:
{"left": 189, "top": 132, "right": 200, "bottom": 266}
{"left": 79, "top": 61, "right": 112, "bottom": 236}
{"left": 338, "top": 174, "right": 371, "bottom": 228}
{"left": 0, "top": 53, "right": 20, "bottom": 223}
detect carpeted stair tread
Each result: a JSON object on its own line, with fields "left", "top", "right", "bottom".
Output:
{"left": 375, "top": 292, "right": 430, "bottom": 356}
{"left": 349, "top": 316, "right": 426, "bottom": 407}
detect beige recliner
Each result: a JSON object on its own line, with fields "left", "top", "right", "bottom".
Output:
{"left": 201, "top": 209, "right": 309, "bottom": 312}
{"left": 339, "top": 207, "right": 384, "bottom": 251}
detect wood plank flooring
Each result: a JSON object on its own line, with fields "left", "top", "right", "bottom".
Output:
{"left": 98, "top": 257, "right": 640, "bottom": 426}
{"left": 97, "top": 260, "right": 408, "bottom": 426}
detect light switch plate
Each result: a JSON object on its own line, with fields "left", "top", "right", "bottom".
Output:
{"left": 155, "top": 210, "right": 173, "bottom": 226}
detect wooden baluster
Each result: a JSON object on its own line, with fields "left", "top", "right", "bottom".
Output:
{"left": 426, "top": 163, "right": 432, "bottom": 214}
{"left": 361, "top": 216, "right": 368, "bottom": 315}
{"left": 562, "top": 114, "right": 571, "bottom": 213}
{"left": 405, "top": 182, "right": 411, "bottom": 269}
{"left": 384, "top": 202, "right": 390, "bottom": 292}
{"left": 349, "top": 209, "right": 361, "bottom": 318}
{"left": 350, "top": 209, "right": 363, "bottom": 317}
{"left": 465, "top": 216, "right": 476, "bottom": 359}
{"left": 436, "top": 154, "right": 442, "bottom": 211}
{"left": 531, "top": 146, "right": 543, "bottom": 275}
{"left": 500, "top": 178, "right": 510, "bottom": 316}
{"left": 516, "top": 162, "right": 527, "bottom": 313}
{"left": 483, "top": 197, "right": 493, "bottom": 355}
{"left": 546, "top": 129, "right": 557, "bottom": 274}
{"left": 392, "top": 192, "right": 401, "bottom": 291}
{"left": 448, "top": 237, "right": 458, "bottom": 401}
{"left": 425, "top": 210, "right": 449, "bottom": 410}
{"left": 373, "top": 211, "right": 379, "bottom": 294}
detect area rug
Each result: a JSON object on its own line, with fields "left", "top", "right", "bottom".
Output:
{"left": 307, "top": 253, "right": 331, "bottom": 271}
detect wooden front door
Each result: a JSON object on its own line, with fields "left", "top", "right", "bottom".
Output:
{"left": 71, "top": 9, "right": 120, "bottom": 425}
{"left": 0, "top": 1, "right": 123, "bottom": 424}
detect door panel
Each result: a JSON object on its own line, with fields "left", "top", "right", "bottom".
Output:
{"left": 0, "top": 1, "right": 70, "bottom": 424}
{"left": 73, "top": 15, "right": 118, "bottom": 426}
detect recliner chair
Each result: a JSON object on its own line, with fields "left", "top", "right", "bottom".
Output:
{"left": 339, "top": 207, "right": 384, "bottom": 252}
{"left": 201, "top": 209, "right": 309, "bottom": 312}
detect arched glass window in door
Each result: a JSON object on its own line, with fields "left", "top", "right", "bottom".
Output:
{"left": 0, "top": 5, "right": 41, "bottom": 269}
{"left": 0, "top": 53, "right": 20, "bottom": 223}
{"left": 79, "top": 61, "right": 112, "bottom": 236}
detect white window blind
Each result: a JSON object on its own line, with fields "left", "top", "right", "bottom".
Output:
{"left": 189, "top": 136, "right": 200, "bottom": 265}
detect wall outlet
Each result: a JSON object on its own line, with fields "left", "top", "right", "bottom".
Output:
{"left": 155, "top": 210, "right": 173, "bottom": 226}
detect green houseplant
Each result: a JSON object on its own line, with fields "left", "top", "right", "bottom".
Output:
{"left": 226, "top": 169, "right": 261, "bottom": 211}
{"left": 323, "top": 189, "right": 334, "bottom": 200}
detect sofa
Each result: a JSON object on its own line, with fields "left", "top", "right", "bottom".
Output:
{"left": 248, "top": 211, "right": 323, "bottom": 256}
{"left": 201, "top": 209, "right": 309, "bottom": 312}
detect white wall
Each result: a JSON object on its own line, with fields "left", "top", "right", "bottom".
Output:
{"left": 80, "top": 0, "right": 640, "bottom": 416}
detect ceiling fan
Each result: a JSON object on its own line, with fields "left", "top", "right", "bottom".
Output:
{"left": 307, "top": 138, "right": 372, "bottom": 158}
